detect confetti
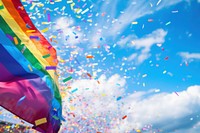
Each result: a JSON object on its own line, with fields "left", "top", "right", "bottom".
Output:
{"left": 63, "top": 76, "right": 72, "bottom": 83}
{"left": 164, "top": 56, "right": 169, "bottom": 60}
{"left": 87, "top": 73, "right": 92, "bottom": 78}
{"left": 30, "top": 36, "right": 40, "bottom": 40}
{"left": 35, "top": 118, "right": 47, "bottom": 126}
{"left": 6, "top": 34, "right": 14, "bottom": 40}
{"left": 41, "top": 28, "right": 49, "bottom": 33}
{"left": 81, "top": 8, "right": 89, "bottom": 14}
{"left": 71, "top": 88, "right": 78, "bottom": 93}
{"left": 172, "top": 10, "right": 178, "bottom": 13}
{"left": 156, "top": 0, "right": 162, "bottom": 6}
{"left": 131, "top": 21, "right": 138, "bottom": 25}
{"left": 86, "top": 55, "right": 94, "bottom": 58}
{"left": 174, "top": 92, "right": 179, "bottom": 96}
{"left": 47, "top": 13, "right": 51, "bottom": 22}
{"left": 163, "top": 70, "right": 167, "bottom": 74}
{"left": 13, "top": 37, "right": 19, "bottom": 45}
{"left": 148, "top": 19, "right": 153, "bottom": 22}
{"left": 17, "top": 96, "right": 26, "bottom": 105}
{"left": 136, "top": 129, "right": 141, "bottom": 133}
{"left": 28, "top": 64, "right": 33, "bottom": 72}
{"left": 142, "top": 74, "right": 147, "bottom": 78}
{"left": 46, "top": 66, "right": 57, "bottom": 70}
{"left": 52, "top": 115, "right": 59, "bottom": 120}
{"left": 165, "top": 21, "right": 171, "bottom": 26}
{"left": 42, "top": 54, "right": 51, "bottom": 58}
{"left": 122, "top": 115, "right": 127, "bottom": 119}
{"left": 21, "top": 46, "right": 26, "bottom": 53}
{"left": 116, "top": 96, "right": 122, "bottom": 101}
{"left": 26, "top": 30, "right": 36, "bottom": 33}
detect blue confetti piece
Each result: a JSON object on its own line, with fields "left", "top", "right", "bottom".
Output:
{"left": 17, "top": 96, "right": 26, "bottom": 105}
{"left": 71, "top": 88, "right": 78, "bottom": 93}
{"left": 116, "top": 96, "right": 122, "bottom": 101}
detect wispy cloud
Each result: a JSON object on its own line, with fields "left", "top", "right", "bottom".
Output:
{"left": 108, "top": 0, "right": 188, "bottom": 36}
{"left": 178, "top": 52, "right": 200, "bottom": 62}
{"left": 120, "top": 29, "right": 167, "bottom": 64}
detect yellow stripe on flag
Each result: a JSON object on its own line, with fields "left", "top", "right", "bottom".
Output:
{"left": 0, "top": 5, "right": 58, "bottom": 86}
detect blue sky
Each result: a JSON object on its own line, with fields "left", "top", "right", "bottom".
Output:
{"left": 25, "top": 0, "right": 200, "bottom": 93}
{"left": 1, "top": 0, "right": 200, "bottom": 132}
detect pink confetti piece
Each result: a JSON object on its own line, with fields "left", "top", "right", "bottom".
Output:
{"left": 47, "top": 13, "right": 51, "bottom": 22}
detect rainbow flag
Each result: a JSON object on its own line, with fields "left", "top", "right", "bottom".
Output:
{"left": 0, "top": 0, "right": 63, "bottom": 132}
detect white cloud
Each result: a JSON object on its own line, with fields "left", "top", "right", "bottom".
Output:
{"left": 54, "top": 17, "right": 83, "bottom": 46}
{"left": 121, "top": 29, "right": 167, "bottom": 64}
{"left": 85, "top": 0, "right": 189, "bottom": 51}
{"left": 59, "top": 74, "right": 200, "bottom": 133}
{"left": 127, "top": 53, "right": 137, "bottom": 61}
{"left": 178, "top": 52, "right": 200, "bottom": 62}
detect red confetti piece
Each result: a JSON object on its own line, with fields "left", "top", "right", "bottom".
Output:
{"left": 148, "top": 19, "right": 153, "bottom": 22}
{"left": 122, "top": 115, "right": 127, "bottom": 120}
{"left": 87, "top": 73, "right": 92, "bottom": 78}
{"left": 164, "top": 56, "right": 169, "bottom": 60}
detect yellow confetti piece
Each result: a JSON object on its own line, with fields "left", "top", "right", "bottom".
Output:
{"left": 55, "top": 0, "right": 62, "bottom": 2}
{"left": 71, "top": 51, "right": 78, "bottom": 55}
{"left": 70, "top": 106, "right": 75, "bottom": 111}
{"left": 28, "top": 65, "right": 33, "bottom": 72}
{"left": 52, "top": 35, "right": 57, "bottom": 38}
{"left": 76, "top": 9, "right": 82, "bottom": 14}
{"left": 35, "top": 118, "right": 47, "bottom": 126}
{"left": 41, "top": 28, "right": 49, "bottom": 33}
{"left": 74, "top": 8, "right": 81, "bottom": 13}
{"left": 6, "top": 126, "right": 10, "bottom": 129}
{"left": 13, "top": 37, "right": 18, "bottom": 45}
{"left": 76, "top": 15, "right": 81, "bottom": 18}
{"left": 26, "top": 30, "right": 36, "bottom": 33}
{"left": 87, "top": 19, "right": 92, "bottom": 22}
{"left": 38, "top": 4, "right": 44, "bottom": 7}
{"left": 131, "top": 21, "right": 138, "bottom": 25}
{"left": 59, "top": 59, "right": 65, "bottom": 63}
{"left": 30, "top": 2, "right": 36, "bottom": 10}
{"left": 42, "top": 22, "right": 51, "bottom": 25}
{"left": 70, "top": 3, "right": 75, "bottom": 10}
{"left": 136, "top": 129, "right": 141, "bottom": 133}
{"left": 102, "top": 93, "right": 106, "bottom": 97}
